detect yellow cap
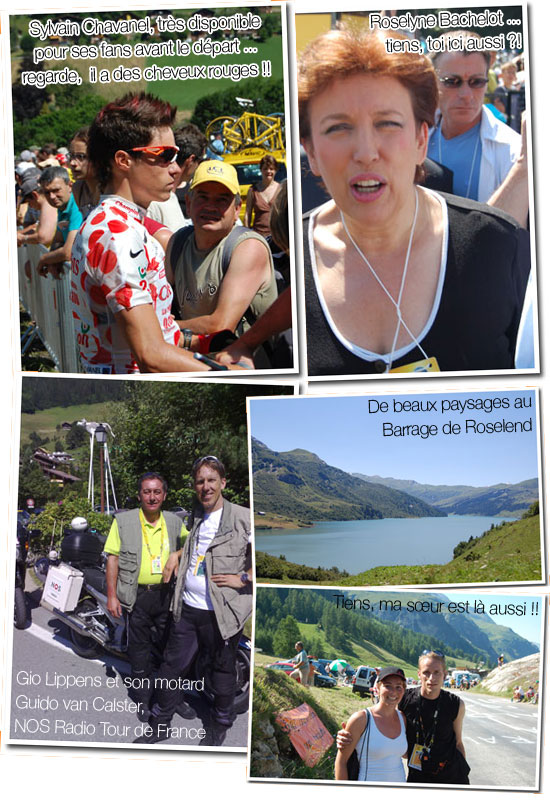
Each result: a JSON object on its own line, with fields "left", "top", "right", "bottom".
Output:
{"left": 189, "top": 159, "right": 240, "bottom": 195}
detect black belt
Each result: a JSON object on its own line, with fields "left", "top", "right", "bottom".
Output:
{"left": 137, "top": 583, "right": 166, "bottom": 593}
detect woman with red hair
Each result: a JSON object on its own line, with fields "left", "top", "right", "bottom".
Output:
{"left": 299, "top": 26, "right": 529, "bottom": 377}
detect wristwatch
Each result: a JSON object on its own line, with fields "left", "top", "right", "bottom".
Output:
{"left": 182, "top": 328, "right": 193, "bottom": 350}
{"left": 240, "top": 572, "right": 250, "bottom": 585}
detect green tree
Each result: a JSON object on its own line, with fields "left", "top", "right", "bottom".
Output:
{"left": 18, "top": 459, "right": 60, "bottom": 508}
{"left": 522, "top": 500, "right": 539, "bottom": 518}
{"left": 66, "top": 423, "right": 87, "bottom": 450}
{"left": 307, "top": 635, "right": 326, "bottom": 659}
{"left": 108, "top": 382, "right": 288, "bottom": 508}
{"left": 29, "top": 431, "right": 48, "bottom": 449}
{"left": 191, "top": 78, "right": 285, "bottom": 130}
{"left": 13, "top": 93, "right": 104, "bottom": 152}
{"left": 261, "top": 13, "right": 282, "bottom": 38}
{"left": 255, "top": 627, "right": 274, "bottom": 655}
{"left": 19, "top": 33, "right": 34, "bottom": 53}
{"left": 272, "top": 615, "right": 301, "bottom": 659}
{"left": 33, "top": 498, "right": 112, "bottom": 551}
{"left": 19, "top": 381, "right": 290, "bottom": 516}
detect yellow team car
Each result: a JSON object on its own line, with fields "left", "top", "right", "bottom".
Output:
{"left": 205, "top": 112, "right": 286, "bottom": 219}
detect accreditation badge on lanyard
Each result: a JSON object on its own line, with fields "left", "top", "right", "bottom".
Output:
{"left": 408, "top": 743, "right": 425, "bottom": 771}
{"left": 141, "top": 512, "right": 168, "bottom": 576}
{"left": 151, "top": 555, "right": 163, "bottom": 574}
{"left": 409, "top": 696, "right": 440, "bottom": 771}
{"left": 390, "top": 357, "right": 440, "bottom": 373}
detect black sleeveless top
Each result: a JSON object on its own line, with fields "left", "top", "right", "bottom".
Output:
{"left": 400, "top": 687, "right": 469, "bottom": 784}
{"left": 304, "top": 194, "right": 530, "bottom": 377}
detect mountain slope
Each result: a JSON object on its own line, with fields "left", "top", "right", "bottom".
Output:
{"left": 354, "top": 474, "right": 538, "bottom": 518}
{"left": 256, "top": 588, "right": 539, "bottom": 668}
{"left": 252, "top": 438, "right": 445, "bottom": 521}
{"left": 481, "top": 653, "right": 540, "bottom": 693}
{"left": 358, "top": 590, "right": 538, "bottom": 662}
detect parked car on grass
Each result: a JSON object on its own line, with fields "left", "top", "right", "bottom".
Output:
{"left": 266, "top": 660, "right": 295, "bottom": 675}
{"left": 312, "top": 671, "right": 337, "bottom": 688}
{"left": 265, "top": 660, "right": 337, "bottom": 688}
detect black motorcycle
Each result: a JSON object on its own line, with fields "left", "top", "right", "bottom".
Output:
{"left": 15, "top": 514, "right": 41, "bottom": 629}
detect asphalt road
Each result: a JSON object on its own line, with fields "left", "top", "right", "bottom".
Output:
{"left": 8, "top": 582, "right": 248, "bottom": 751}
{"left": 454, "top": 690, "right": 540, "bottom": 788}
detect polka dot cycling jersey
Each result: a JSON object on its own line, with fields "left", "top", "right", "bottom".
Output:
{"left": 70, "top": 195, "right": 180, "bottom": 373}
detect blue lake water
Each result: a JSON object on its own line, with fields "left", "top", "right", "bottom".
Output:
{"left": 255, "top": 516, "right": 514, "bottom": 573}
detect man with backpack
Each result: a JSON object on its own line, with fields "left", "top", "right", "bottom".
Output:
{"left": 165, "top": 160, "right": 277, "bottom": 356}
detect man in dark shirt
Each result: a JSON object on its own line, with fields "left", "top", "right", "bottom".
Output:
{"left": 400, "top": 650, "right": 468, "bottom": 784}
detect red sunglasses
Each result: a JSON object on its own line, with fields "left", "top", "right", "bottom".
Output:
{"left": 128, "top": 145, "right": 180, "bottom": 164}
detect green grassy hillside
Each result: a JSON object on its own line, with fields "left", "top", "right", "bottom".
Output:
{"left": 251, "top": 667, "right": 339, "bottom": 780}
{"left": 20, "top": 402, "right": 116, "bottom": 442}
{"left": 146, "top": 36, "right": 284, "bottom": 110}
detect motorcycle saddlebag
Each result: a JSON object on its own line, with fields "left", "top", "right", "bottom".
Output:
{"left": 42, "top": 563, "right": 84, "bottom": 612}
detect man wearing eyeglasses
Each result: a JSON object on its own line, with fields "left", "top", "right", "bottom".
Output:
{"left": 70, "top": 92, "right": 213, "bottom": 374}
{"left": 338, "top": 650, "right": 469, "bottom": 784}
{"left": 427, "top": 30, "right": 523, "bottom": 217}
{"left": 68, "top": 127, "right": 100, "bottom": 221}
{"left": 135, "top": 455, "right": 252, "bottom": 747}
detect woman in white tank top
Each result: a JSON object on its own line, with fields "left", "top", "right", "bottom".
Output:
{"left": 335, "top": 666, "right": 408, "bottom": 782}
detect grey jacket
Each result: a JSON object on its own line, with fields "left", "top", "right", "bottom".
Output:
{"left": 114, "top": 509, "right": 182, "bottom": 611}
{"left": 172, "top": 498, "right": 252, "bottom": 640}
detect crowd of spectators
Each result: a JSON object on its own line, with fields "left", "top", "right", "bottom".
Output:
{"left": 16, "top": 97, "right": 291, "bottom": 374}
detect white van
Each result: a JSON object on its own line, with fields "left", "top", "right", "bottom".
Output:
{"left": 351, "top": 665, "right": 377, "bottom": 696}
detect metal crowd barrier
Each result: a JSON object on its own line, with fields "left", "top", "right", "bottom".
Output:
{"left": 18, "top": 243, "right": 81, "bottom": 373}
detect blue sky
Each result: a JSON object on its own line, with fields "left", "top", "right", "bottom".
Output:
{"left": 249, "top": 390, "right": 538, "bottom": 486}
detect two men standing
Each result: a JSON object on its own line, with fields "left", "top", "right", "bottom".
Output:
{"left": 105, "top": 458, "right": 252, "bottom": 746}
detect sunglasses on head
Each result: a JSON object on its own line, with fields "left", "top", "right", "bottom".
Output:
{"left": 438, "top": 76, "right": 489, "bottom": 90}
{"left": 192, "top": 454, "right": 222, "bottom": 472}
{"left": 128, "top": 145, "right": 180, "bottom": 164}
{"left": 421, "top": 649, "right": 445, "bottom": 657}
